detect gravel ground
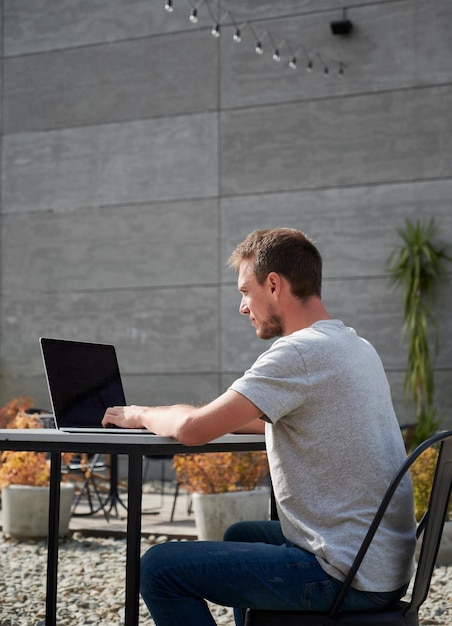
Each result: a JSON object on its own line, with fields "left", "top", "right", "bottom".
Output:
{"left": 0, "top": 533, "right": 450, "bottom": 625}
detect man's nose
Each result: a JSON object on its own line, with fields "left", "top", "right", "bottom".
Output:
{"left": 239, "top": 297, "right": 249, "bottom": 315}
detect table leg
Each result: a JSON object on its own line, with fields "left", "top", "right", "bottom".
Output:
{"left": 46, "top": 451, "right": 61, "bottom": 626}
{"left": 124, "top": 453, "right": 143, "bottom": 626}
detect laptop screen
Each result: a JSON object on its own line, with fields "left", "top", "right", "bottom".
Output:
{"left": 40, "top": 338, "right": 126, "bottom": 429}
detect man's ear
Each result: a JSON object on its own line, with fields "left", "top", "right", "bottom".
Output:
{"left": 266, "top": 272, "right": 281, "bottom": 296}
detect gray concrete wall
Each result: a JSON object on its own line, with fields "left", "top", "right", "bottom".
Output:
{"left": 1, "top": 0, "right": 451, "bottom": 428}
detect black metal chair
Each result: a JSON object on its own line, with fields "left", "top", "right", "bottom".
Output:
{"left": 142, "top": 455, "right": 187, "bottom": 520}
{"left": 245, "top": 430, "right": 452, "bottom": 626}
{"left": 65, "top": 453, "right": 111, "bottom": 522}
{"left": 142, "top": 455, "right": 174, "bottom": 507}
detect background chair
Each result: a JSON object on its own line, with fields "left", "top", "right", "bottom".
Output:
{"left": 245, "top": 430, "right": 452, "bottom": 626}
{"left": 64, "top": 453, "right": 111, "bottom": 522}
{"left": 142, "top": 455, "right": 174, "bottom": 508}
{"left": 142, "top": 455, "right": 189, "bottom": 520}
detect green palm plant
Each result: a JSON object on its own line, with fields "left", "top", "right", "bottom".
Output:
{"left": 387, "top": 218, "right": 451, "bottom": 450}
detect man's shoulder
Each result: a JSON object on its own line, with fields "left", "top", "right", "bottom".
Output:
{"left": 281, "top": 320, "right": 350, "bottom": 346}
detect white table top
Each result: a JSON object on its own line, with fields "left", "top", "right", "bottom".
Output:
{"left": 0, "top": 429, "right": 265, "bottom": 452}
{"left": 0, "top": 429, "right": 264, "bottom": 444}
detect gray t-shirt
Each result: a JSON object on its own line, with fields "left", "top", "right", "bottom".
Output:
{"left": 230, "top": 319, "right": 416, "bottom": 591}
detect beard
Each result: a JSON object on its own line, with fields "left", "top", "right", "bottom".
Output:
{"left": 256, "top": 309, "right": 284, "bottom": 340}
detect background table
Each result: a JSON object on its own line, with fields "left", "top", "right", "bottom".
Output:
{"left": 0, "top": 430, "right": 266, "bottom": 626}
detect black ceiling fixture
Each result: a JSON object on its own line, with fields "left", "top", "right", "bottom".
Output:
{"left": 330, "top": 8, "right": 354, "bottom": 36}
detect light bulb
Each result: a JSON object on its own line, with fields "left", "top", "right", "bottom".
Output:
{"left": 306, "top": 60, "right": 313, "bottom": 72}
{"left": 164, "top": 0, "right": 173, "bottom": 12}
{"left": 289, "top": 56, "right": 297, "bottom": 69}
{"left": 233, "top": 28, "right": 241, "bottom": 42}
{"left": 211, "top": 23, "right": 220, "bottom": 37}
{"left": 272, "top": 49, "right": 281, "bottom": 62}
{"left": 255, "top": 41, "right": 263, "bottom": 55}
{"left": 189, "top": 8, "right": 198, "bottom": 23}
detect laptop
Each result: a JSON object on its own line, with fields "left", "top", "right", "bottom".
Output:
{"left": 40, "top": 337, "right": 149, "bottom": 434}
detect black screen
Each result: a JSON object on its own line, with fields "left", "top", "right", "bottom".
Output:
{"left": 40, "top": 338, "right": 126, "bottom": 428}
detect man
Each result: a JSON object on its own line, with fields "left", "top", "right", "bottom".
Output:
{"left": 103, "top": 228, "right": 416, "bottom": 626}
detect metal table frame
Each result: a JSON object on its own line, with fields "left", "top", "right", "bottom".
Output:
{"left": 0, "top": 430, "right": 266, "bottom": 626}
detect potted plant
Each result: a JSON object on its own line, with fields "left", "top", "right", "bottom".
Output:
{"left": 0, "top": 398, "right": 75, "bottom": 539}
{"left": 386, "top": 218, "right": 451, "bottom": 451}
{"left": 0, "top": 395, "right": 35, "bottom": 428}
{"left": 410, "top": 445, "right": 452, "bottom": 565}
{"left": 173, "top": 451, "right": 269, "bottom": 540}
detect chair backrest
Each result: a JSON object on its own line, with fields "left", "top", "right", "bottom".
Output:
{"left": 329, "top": 430, "right": 452, "bottom": 619}
{"left": 406, "top": 433, "right": 452, "bottom": 618}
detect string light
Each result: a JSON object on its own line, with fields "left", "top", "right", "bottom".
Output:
{"left": 248, "top": 25, "right": 267, "bottom": 55}
{"left": 267, "top": 33, "right": 284, "bottom": 63}
{"left": 228, "top": 14, "right": 245, "bottom": 44}
{"left": 188, "top": 0, "right": 204, "bottom": 23}
{"left": 310, "top": 52, "right": 329, "bottom": 76}
{"left": 329, "top": 59, "right": 346, "bottom": 77}
{"left": 163, "top": 1, "right": 347, "bottom": 78}
{"left": 205, "top": 6, "right": 236, "bottom": 40}
{"left": 287, "top": 43, "right": 313, "bottom": 72}
{"left": 313, "top": 52, "right": 346, "bottom": 77}
{"left": 232, "top": 27, "right": 242, "bottom": 42}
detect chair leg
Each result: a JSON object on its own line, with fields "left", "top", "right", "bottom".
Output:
{"left": 87, "top": 475, "right": 110, "bottom": 522}
{"left": 169, "top": 483, "right": 192, "bottom": 522}
{"left": 170, "top": 482, "right": 180, "bottom": 522}
{"left": 71, "top": 477, "right": 110, "bottom": 523}
{"left": 160, "top": 460, "right": 166, "bottom": 508}
{"left": 70, "top": 457, "right": 110, "bottom": 523}
{"left": 71, "top": 479, "right": 89, "bottom": 514}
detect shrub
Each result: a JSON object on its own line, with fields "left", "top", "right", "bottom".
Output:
{"left": 0, "top": 412, "right": 50, "bottom": 488}
{"left": 410, "top": 446, "right": 452, "bottom": 522}
{"left": 0, "top": 396, "right": 34, "bottom": 429}
{"left": 0, "top": 400, "right": 74, "bottom": 489}
{"left": 173, "top": 451, "right": 269, "bottom": 495}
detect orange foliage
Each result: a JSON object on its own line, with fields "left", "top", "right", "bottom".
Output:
{"left": 410, "top": 446, "right": 452, "bottom": 522}
{"left": 0, "top": 396, "right": 34, "bottom": 428}
{"left": 410, "top": 447, "right": 438, "bottom": 522}
{"left": 173, "top": 451, "right": 268, "bottom": 495}
{"left": 0, "top": 411, "right": 50, "bottom": 488}
{"left": 0, "top": 449, "right": 50, "bottom": 488}
{"left": 0, "top": 401, "right": 73, "bottom": 489}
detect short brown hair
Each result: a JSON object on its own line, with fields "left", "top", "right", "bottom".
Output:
{"left": 228, "top": 228, "right": 322, "bottom": 299}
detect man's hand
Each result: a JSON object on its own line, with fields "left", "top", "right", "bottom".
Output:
{"left": 102, "top": 405, "right": 147, "bottom": 430}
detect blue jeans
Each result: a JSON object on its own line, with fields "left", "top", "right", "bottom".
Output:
{"left": 140, "top": 521, "right": 406, "bottom": 626}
